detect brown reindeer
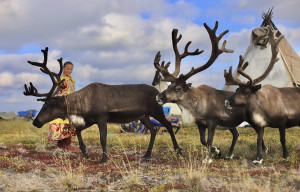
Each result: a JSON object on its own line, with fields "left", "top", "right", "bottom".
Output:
{"left": 24, "top": 47, "right": 182, "bottom": 164}
{"left": 154, "top": 21, "right": 257, "bottom": 163}
{"left": 224, "top": 26, "right": 288, "bottom": 165}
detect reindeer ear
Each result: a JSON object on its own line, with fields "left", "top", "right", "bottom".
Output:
{"left": 184, "top": 83, "right": 192, "bottom": 91}
{"left": 251, "top": 84, "right": 261, "bottom": 92}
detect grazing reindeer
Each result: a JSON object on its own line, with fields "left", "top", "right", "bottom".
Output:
{"left": 24, "top": 47, "right": 182, "bottom": 164}
{"left": 224, "top": 26, "right": 290, "bottom": 165}
{"left": 154, "top": 21, "right": 256, "bottom": 163}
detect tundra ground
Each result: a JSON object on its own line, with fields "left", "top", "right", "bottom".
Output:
{"left": 0, "top": 120, "right": 299, "bottom": 191}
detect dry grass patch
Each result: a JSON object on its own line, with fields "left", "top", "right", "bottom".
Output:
{"left": 0, "top": 120, "right": 299, "bottom": 191}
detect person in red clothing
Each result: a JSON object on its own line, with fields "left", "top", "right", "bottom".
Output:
{"left": 48, "top": 61, "right": 77, "bottom": 150}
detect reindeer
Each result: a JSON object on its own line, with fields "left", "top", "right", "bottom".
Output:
{"left": 224, "top": 26, "right": 292, "bottom": 165}
{"left": 23, "top": 47, "right": 182, "bottom": 164}
{"left": 152, "top": 69, "right": 169, "bottom": 92}
{"left": 154, "top": 21, "right": 260, "bottom": 163}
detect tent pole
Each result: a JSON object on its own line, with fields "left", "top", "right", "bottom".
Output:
{"left": 280, "top": 48, "right": 298, "bottom": 87}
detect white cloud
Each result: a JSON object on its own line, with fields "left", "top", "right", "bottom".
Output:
{"left": 5, "top": 97, "right": 18, "bottom": 103}
{"left": 223, "top": 0, "right": 300, "bottom": 26}
{"left": 189, "top": 70, "right": 226, "bottom": 88}
{"left": 1, "top": 0, "right": 300, "bottom": 113}
{"left": 0, "top": 92, "right": 43, "bottom": 112}
{"left": 75, "top": 64, "right": 101, "bottom": 80}
{"left": 0, "top": 72, "right": 14, "bottom": 87}
{"left": 100, "top": 13, "right": 147, "bottom": 45}
{"left": 75, "top": 63, "right": 155, "bottom": 85}
{"left": 227, "top": 28, "right": 252, "bottom": 57}
{"left": 276, "top": 25, "right": 300, "bottom": 49}
{"left": 16, "top": 72, "right": 49, "bottom": 88}
{"left": 0, "top": 49, "right": 63, "bottom": 73}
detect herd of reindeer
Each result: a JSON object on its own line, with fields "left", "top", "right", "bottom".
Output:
{"left": 23, "top": 21, "right": 300, "bottom": 165}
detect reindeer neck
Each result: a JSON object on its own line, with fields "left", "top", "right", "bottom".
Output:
{"left": 180, "top": 86, "right": 211, "bottom": 116}
{"left": 63, "top": 90, "right": 90, "bottom": 116}
{"left": 177, "top": 88, "right": 199, "bottom": 113}
{"left": 63, "top": 93, "right": 77, "bottom": 115}
{"left": 63, "top": 95, "right": 71, "bottom": 120}
{"left": 48, "top": 96, "right": 68, "bottom": 120}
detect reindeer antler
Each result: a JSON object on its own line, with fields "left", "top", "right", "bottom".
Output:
{"left": 178, "top": 21, "right": 234, "bottom": 81}
{"left": 153, "top": 51, "right": 176, "bottom": 81}
{"left": 171, "top": 29, "right": 204, "bottom": 78}
{"left": 154, "top": 21, "right": 233, "bottom": 82}
{"left": 224, "top": 25, "right": 283, "bottom": 87}
{"left": 23, "top": 47, "right": 64, "bottom": 101}
{"left": 154, "top": 28, "right": 204, "bottom": 82}
{"left": 252, "top": 26, "right": 283, "bottom": 85}
{"left": 224, "top": 55, "right": 250, "bottom": 86}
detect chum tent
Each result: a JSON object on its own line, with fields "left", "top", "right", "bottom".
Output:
{"left": 223, "top": 8, "right": 300, "bottom": 91}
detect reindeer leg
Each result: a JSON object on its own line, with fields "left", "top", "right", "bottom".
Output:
{"left": 153, "top": 113, "right": 182, "bottom": 156}
{"left": 279, "top": 127, "right": 289, "bottom": 159}
{"left": 76, "top": 127, "right": 89, "bottom": 158}
{"left": 198, "top": 124, "right": 220, "bottom": 157}
{"left": 202, "top": 120, "right": 217, "bottom": 164}
{"left": 197, "top": 123, "right": 220, "bottom": 155}
{"left": 198, "top": 125, "right": 221, "bottom": 160}
{"left": 197, "top": 125, "right": 207, "bottom": 146}
{"left": 252, "top": 126, "right": 268, "bottom": 153}
{"left": 225, "top": 127, "right": 239, "bottom": 160}
{"left": 253, "top": 127, "right": 264, "bottom": 165}
{"left": 140, "top": 116, "right": 157, "bottom": 161}
{"left": 97, "top": 121, "right": 108, "bottom": 164}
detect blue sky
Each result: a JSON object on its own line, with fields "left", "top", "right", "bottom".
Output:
{"left": 1, "top": 0, "right": 300, "bottom": 114}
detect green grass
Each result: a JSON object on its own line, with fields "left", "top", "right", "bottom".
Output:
{"left": 0, "top": 119, "right": 299, "bottom": 164}
{"left": 0, "top": 119, "right": 299, "bottom": 191}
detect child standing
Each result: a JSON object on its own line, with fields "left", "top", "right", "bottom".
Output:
{"left": 48, "top": 61, "right": 77, "bottom": 150}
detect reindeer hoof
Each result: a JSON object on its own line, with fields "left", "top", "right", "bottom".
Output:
{"left": 263, "top": 147, "right": 269, "bottom": 154}
{"left": 84, "top": 147, "right": 89, "bottom": 158}
{"left": 83, "top": 148, "right": 89, "bottom": 158}
{"left": 283, "top": 154, "right": 289, "bottom": 159}
{"left": 252, "top": 159, "right": 263, "bottom": 165}
{"left": 214, "top": 152, "right": 222, "bottom": 159}
{"left": 224, "top": 154, "right": 234, "bottom": 161}
{"left": 176, "top": 148, "right": 183, "bottom": 156}
{"left": 140, "top": 157, "right": 152, "bottom": 163}
{"left": 212, "top": 147, "right": 222, "bottom": 159}
{"left": 80, "top": 146, "right": 89, "bottom": 158}
{"left": 202, "top": 158, "right": 212, "bottom": 164}
{"left": 98, "top": 158, "right": 108, "bottom": 164}
{"left": 212, "top": 146, "right": 221, "bottom": 155}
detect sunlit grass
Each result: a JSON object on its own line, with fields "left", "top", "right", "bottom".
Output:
{"left": 1, "top": 119, "right": 299, "bottom": 164}
{"left": 0, "top": 120, "right": 48, "bottom": 145}
{"left": 0, "top": 119, "right": 299, "bottom": 191}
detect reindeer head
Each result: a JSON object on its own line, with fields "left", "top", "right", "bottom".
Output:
{"left": 224, "top": 26, "right": 283, "bottom": 109}
{"left": 154, "top": 21, "right": 233, "bottom": 105}
{"left": 24, "top": 47, "right": 66, "bottom": 128}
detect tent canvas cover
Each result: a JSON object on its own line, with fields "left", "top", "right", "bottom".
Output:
{"left": 224, "top": 9, "right": 300, "bottom": 91}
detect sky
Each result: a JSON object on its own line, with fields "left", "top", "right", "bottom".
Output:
{"left": 1, "top": 0, "right": 300, "bottom": 114}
